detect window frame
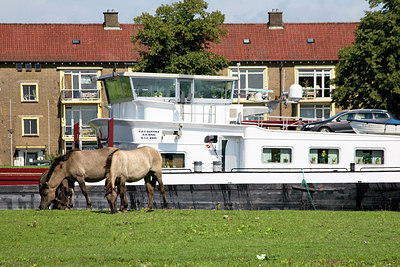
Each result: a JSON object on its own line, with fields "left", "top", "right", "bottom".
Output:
{"left": 20, "top": 83, "right": 39, "bottom": 102}
{"left": 261, "top": 147, "right": 293, "bottom": 164}
{"left": 355, "top": 149, "right": 385, "bottom": 165}
{"left": 229, "top": 67, "right": 267, "bottom": 99}
{"left": 22, "top": 117, "right": 39, "bottom": 136}
{"left": 300, "top": 104, "right": 332, "bottom": 120}
{"left": 296, "top": 67, "right": 334, "bottom": 99}
{"left": 62, "top": 70, "right": 99, "bottom": 100}
{"left": 161, "top": 152, "right": 186, "bottom": 169}
{"left": 309, "top": 148, "right": 339, "bottom": 164}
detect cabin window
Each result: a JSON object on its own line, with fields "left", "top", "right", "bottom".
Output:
{"left": 355, "top": 149, "right": 384, "bottom": 164}
{"left": 21, "top": 83, "right": 38, "bottom": 102}
{"left": 133, "top": 78, "right": 176, "bottom": 98}
{"left": 262, "top": 148, "right": 292, "bottom": 163}
{"left": 161, "top": 153, "right": 185, "bottom": 168}
{"left": 22, "top": 118, "right": 38, "bottom": 136}
{"left": 104, "top": 76, "right": 133, "bottom": 104}
{"left": 309, "top": 149, "right": 338, "bottom": 164}
{"left": 194, "top": 80, "right": 233, "bottom": 99}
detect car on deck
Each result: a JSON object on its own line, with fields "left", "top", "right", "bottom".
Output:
{"left": 300, "top": 109, "right": 395, "bottom": 133}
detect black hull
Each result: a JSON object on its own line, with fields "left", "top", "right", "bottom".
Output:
{"left": 1, "top": 183, "right": 399, "bottom": 211}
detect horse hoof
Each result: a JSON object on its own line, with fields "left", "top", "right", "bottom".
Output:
{"left": 145, "top": 209, "right": 153, "bottom": 213}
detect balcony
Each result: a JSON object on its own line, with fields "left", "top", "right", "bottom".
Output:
{"left": 63, "top": 125, "right": 96, "bottom": 138}
{"left": 61, "top": 89, "right": 100, "bottom": 102}
{"left": 302, "top": 87, "right": 333, "bottom": 100}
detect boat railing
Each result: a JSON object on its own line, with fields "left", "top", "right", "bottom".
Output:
{"left": 242, "top": 115, "right": 315, "bottom": 130}
{"left": 359, "top": 166, "right": 400, "bottom": 172}
{"left": 162, "top": 168, "right": 193, "bottom": 173}
{"left": 230, "top": 167, "right": 348, "bottom": 172}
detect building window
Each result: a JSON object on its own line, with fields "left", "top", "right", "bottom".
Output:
{"left": 309, "top": 149, "right": 338, "bottom": 164}
{"left": 300, "top": 104, "right": 331, "bottom": 120}
{"left": 262, "top": 147, "right": 292, "bottom": 163}
{"left": 230, "top": 68, "right": 266, "bottom": 98}
{"left": 63, "top": 70, "right": 98, "bottom": 99}
{"left": 64, "top": 106, "right": 97, "bottom": 136}
{"left": 23, "top": 118, "right": 38, "bottom": 136}
{"left": 355, "top": 149, "right": 384, "bottom": 164}
{"left": 161, "top": 153, "right": 185, "bottom": 168}
{"left": 297, "top": 68, "right": 333, "bottom": 98}
{"left": 21, "top": 84, "right": 38, "bottom": 102}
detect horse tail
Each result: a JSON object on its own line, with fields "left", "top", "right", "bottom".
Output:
{"left": 104, "top": 148, "right": 119, "bottom": 194}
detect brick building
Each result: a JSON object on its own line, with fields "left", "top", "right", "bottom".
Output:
{"left": 0, "top": 10, "right": 357, "bottom": 165}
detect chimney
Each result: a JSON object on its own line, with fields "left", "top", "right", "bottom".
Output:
{"left": 268, "top": 9, "right": 283, "bottom": 29}
{"left": 103, "top": 10, "right": 120, "bottom": 30}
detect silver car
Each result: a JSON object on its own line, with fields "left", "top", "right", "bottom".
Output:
{"left": 300, "top": 109, "right": 395, "bottom": 133}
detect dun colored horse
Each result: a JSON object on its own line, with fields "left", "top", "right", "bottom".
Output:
{"left": 104, "top": 147, "right": 167, "bottom": 214}
{"left": 39, "top": 147, "right": 119, "bottom": 210}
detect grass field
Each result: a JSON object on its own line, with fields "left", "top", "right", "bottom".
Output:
{"left": 0, "top": 209, "right": 399, "bottom": 266}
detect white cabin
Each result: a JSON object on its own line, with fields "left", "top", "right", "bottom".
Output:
{"left": 89, "top": 72, "right": 400, "bottom": 173}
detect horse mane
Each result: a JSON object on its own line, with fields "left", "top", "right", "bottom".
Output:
{"left": 41, "top": 149, "right": 80, "bottom": 190}
{"left": 104, "top": 149, "right": 119, "bottom": 193}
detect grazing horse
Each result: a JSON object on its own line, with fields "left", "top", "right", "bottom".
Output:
{"left": 104, "top": 146, "right": 167, "bottom": 214}
{"left": 39, "top": 170, "right": 74, "bottom": 210}
{"left": 39, "top": 147, "right": 119, "bottom": 210}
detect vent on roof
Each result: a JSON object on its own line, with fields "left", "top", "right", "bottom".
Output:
{"left": 243, "top": 39, "right": 251, "bottom": 44}
{"left": 307, "top": 38, "right": 315, "bottom": 43}
{"left": 25, "top": 63, "right": 32, "bottom": 72}
{"left": 72, "top": 40, "right": 81, "bottom": 44}
{"left": 16, "top": 63, "right": 22, "bottom": 72}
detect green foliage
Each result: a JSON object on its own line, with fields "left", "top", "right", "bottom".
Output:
{"left": 332, "top": 0, "right": 400, "bottom": 117}
{"left": 0, "top": 210, "right": 399, "bottom": 266}
{"left": 132, "top": 0, "right": 229, "bottom": 75}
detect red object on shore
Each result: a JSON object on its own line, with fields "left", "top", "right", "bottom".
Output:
{"left": 0, "top": 168, "right": 48, "bottom": 186}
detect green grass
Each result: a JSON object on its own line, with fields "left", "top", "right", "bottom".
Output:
{"left": 0, "top": 210, "right": 399, "bottom": 266}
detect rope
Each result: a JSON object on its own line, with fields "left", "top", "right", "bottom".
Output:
{"left": 301, "top": 168, "right": 316, "bottom": 210}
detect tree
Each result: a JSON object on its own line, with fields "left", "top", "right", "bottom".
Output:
{"left": 132, "top": 0, "right": 229, "bottom": 75}
{"left": 332, "top": 0, "right": 400, "bottom": 117}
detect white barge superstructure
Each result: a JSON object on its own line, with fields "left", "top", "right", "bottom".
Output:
{"left": 84, "top": 72, "right": 400, "bottom": 210}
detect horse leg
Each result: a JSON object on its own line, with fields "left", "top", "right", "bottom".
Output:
{"left": 154, "top": 171, "right": 168, "bottom": 210}
{"left": 66, "top": 179, "right": 75, "bottom": 209}
{"left": 145, "top": 174, "right": 155, "bottom": 212}
{"left": 76, "top": 178, "right": 92, "bottom": 210}
{"left": 117, "top": 179, "right": 128, "bottom": 213}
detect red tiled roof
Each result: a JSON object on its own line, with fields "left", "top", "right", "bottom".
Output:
{"left": 0, "top": 22, "right": 357, "bottom": 62}
{"left": 212, "top": 23, "right": 358, "bottom": 61}
{"left": 0, "top": 24, "right": 138, "bottom": 62}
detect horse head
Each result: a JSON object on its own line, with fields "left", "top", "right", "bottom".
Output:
{"left": 39, "top": 151, "right": 75, "bottom": 209}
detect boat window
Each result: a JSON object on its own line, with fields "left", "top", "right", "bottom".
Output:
{"left": 104, "top": 76, "right": 133, "bottom": 104}
{"left": 194, "top": 80, "right": 233, "bottom": 99}
{"left": 161, "top": 153, "right": 185, "bottom": 168}
{"left": 262, "top": 148, "right": 292, "bottom": 163}
{"left": 355, "top": 149, "right": 384, "bottom": 164}
{"left": 133, "top": 78, "right": 176, "bottom": 98}
{"left": 309, "top": 149, "right": 338, "bottom": 164}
